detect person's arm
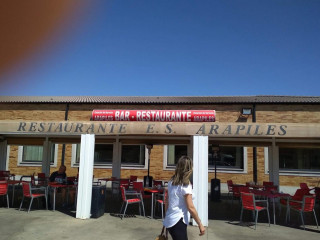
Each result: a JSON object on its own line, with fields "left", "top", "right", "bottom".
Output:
{"left": 164, "top": 189, "right": 169, "bottom": 213}
{"left": 49, "top": 172, "right": 55, "bottom": 182}
{"left": 185, "top": 194, "right": 205, "bottom": 236}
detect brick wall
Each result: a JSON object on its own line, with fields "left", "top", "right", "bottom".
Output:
{"left": 2, "top": 103, "right": 320, "bottom": 187}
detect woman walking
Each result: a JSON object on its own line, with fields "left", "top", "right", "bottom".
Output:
{"left": 163, "top": 156, "right": 205, "bottom": 240}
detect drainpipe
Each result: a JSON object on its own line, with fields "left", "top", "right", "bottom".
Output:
{"left": 61, "top": 103, "right": 69, "bottom": 165}
{"left": 252, "top": 104, "right": 257, "bottom": 183}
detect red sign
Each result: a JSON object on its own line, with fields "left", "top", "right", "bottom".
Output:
{"left": 92, "top": 110, "right": 215, "bottom": 122}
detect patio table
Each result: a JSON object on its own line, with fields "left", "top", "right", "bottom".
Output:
{"left": 144, "top": 187, "right": 163, "bottom": 218}
{"left": 7, "top": 179, "right": 28, "bottom": 206}
{"left": 48, "top": 182, "right": 77, "bottom": 211}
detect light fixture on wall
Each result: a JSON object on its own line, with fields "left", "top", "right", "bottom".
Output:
{"left": 239, "top": 108, "right": 252, "bottom": 120}
{"left": 242, "top": 108, "right": 252, "bottom": 115}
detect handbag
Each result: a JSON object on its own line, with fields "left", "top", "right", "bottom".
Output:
{"left": 155, "top": 226, "right": 168, "bottom": 240}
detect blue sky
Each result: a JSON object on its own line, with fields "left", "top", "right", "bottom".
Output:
{"left": 1, "top": 0, "right": 320, "bottom": 96}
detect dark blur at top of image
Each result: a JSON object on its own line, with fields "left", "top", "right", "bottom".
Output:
{"left": 0, "top": 0, "right": 89, "bottom": 88}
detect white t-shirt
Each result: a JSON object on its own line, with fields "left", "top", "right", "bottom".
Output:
{"left": 163, "top": 180, "right": 193, "bottom": 228}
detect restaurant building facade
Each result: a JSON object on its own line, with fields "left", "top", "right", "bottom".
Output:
{"left": 0, "top": 96, "right": 320, "bottom": 222}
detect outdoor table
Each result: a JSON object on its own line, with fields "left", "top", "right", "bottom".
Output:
{"left": 48, "top": 182, "right": 77, "bottom": 211}
{"left": 7, "top": 179, "right": 28, "bottom": 206}
{"left": 252, "top": 189, "right": 290, "bottom": 224}
{"left": 144, "top": 187, "right": 163, "bottom": 218}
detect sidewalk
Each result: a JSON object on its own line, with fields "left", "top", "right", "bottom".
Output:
{"left": 1, "top": 188, "right": 319, "bottom": 240}
{"left": 0, "top": 207, "right": 319, "bottom": 240}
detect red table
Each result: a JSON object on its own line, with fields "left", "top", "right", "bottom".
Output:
{"left": 144, "top": 187, "right": 163, "bottom": 218}
{"left": 7, "top": 179, "right": 28, "bottom": 206}
{"left": 48, "top": 182, "right": 76, "bottom": 211}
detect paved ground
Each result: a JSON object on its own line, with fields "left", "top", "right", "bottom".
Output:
{"left": 0, "top": 188, "right": 319, "bottom": 240}
{"left": 0, "top": 207, "right": 319, "bottom": 240}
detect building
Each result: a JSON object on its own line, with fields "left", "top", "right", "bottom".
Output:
{"left": 1, "top": 95, "right": 320, "bottom": 221}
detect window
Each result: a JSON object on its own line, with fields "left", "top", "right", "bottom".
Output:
{"left": 74, "top": 144, "right": 113, "bottom": 166}
{"left": 166, "top": 145, "right": 188, "bottom": 166}
{"left": 121, "top": 145, "right": 146, "bottom": 166}
{"left": 164, "top": 144, "right": 246, "bottom": 172}
{"left": 279, "top": 147, "right": 320, "bottom": 172}
{"left": 72, "top": 143, "right": 147, "bottom": 168}
{"left": 208, "top": 145, "right": 244, "bottom": 170}
{"left": 18, "top": 145, "right": 58, "bottom": 166}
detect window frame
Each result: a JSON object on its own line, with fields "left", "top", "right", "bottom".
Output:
{"left": 163, "top": 145, "right": 247, "bottom": 174}
{"left": 264, "top": 147, "right": 320, "bottom": 176}
{"left": 17, "top": 144, "right": 58, "bottom": 167}
{"left": 71, "top": 143, "right": 148, "bottom": 169}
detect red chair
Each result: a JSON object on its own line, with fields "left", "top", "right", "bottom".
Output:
{"left": 264, "top": 186, "right": 278, "bottom": 194}
{"left": 120, "top": 179, "right": 130, "bottom": 189}
{"left": 37, "top": 173, "right": 47, "bottom": 186}
{"left": 239, "top": 186, "right": 250, "bottom": 194}
{"left": 300, "top": 183, "right": 315, "bottom": 194}
{"left": 19, "top": 182, "right": 47, "bottom": 213}
{"left": 287, "top": 195, "right": 318, "bottom": 230}
{"left": 154, "top": 189, "right": 168, "bottom": 219}
{"left": 232, "top": 185, "right": 241, "bottom": 204}
{"left": 263, "top": 181, "right": 274, "bottom": 187}
{"left": 280, "top": 188, "right": 310, "bottom": 222}
{"left": 119, "top": 186, "right": 145, "bottom": 219}
{"left": 240, "top": 192, "right": 270, "bottom": 229}
{"left": 0, "top": 171, "right": 10, "bottom": 181}
{"left": 132, "top": 182, "right": 152, "bottom": 200}
{"left": 129, "top": 175, "right": 138, "bottom": 186}
{"left": 153, "top": 180, "right": 163, "bottom": 188}
{"left": 0, "top": 182, "right": 9, "bottom": 208}
{"left": 67, "top": 176, "right": 76, "bottom": 183}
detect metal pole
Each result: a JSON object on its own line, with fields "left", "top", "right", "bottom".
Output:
{"left": 146, "top": 144, "right": 153, "bottom": 177}
{"left": 61, "top": 103, "right": 69, "bottom": 165}
{"left": 252, "top": 104, "right": 257, "bottom": 183}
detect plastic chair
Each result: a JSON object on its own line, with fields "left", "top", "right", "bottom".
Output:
{"left": 264, "top": 186, "right": 278, "bottom": 194}
{"left": 0, "top": 171, "right": 10, "bottom": 181}
{"left": 263, "top": 181, "right": 274, "bottom": 187}
{"left": 154, "top": 189, "right": 168, "bottom": 219}
{"left": 239, "top": 186, "right": 250, "bottom": 194}
{"left": 132, "top": 182, "right": 152, "bottom": 200}
{"left": 0, "top": 182, "right": 9, "bottom": 208}
{"left": 153, "top": 180, "right": 163, "bottom": 188}
{"left": 129, "top": 175, "right": 138, "bottom": 186}
{"left": 287, "top": 195, "right": 318, "bottom": 230}
{"left": 119, "top": 186, "right": 145, "bottom": 219}
{"left": 231, "top": 185, "right": 241, "bottom": 204}
{"left": 300, "top": 183, "right": 315, "bottom": 194}
{"left": 19, "top": 182, "right": 48, "bottom": 213}
{"left": 227, "top": 180, "right": 234, "bottom": 198}
{"left": 37, "top": 173, "right": 47, "bottom": 186}
{"left": 280, "top": 188, "right": 310, "bottom": 222}
{"left": 240, "top": 192, "right": 270, "bottom": 229}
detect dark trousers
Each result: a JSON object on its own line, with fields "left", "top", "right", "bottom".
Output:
{"left": 167, "top": 218, "right": 188, "bottom": 240}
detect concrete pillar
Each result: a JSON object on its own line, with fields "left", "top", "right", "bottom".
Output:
{"left": 112, "top": 138, "right": 121, "bottom": 179}
{"left": 0, "top": 140, "right": 8, "bottom": 171}
{"left": 76, "top": 134, "right": 95, "bottom": 219}
{"left": 192, "top": 135, "right": 208, "bottom": 227}
{"left": 268, "top": 138, "right": 279, "bottom": 187}
{"left": 42, "top": 138, "right": 51, "bottom": 176}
